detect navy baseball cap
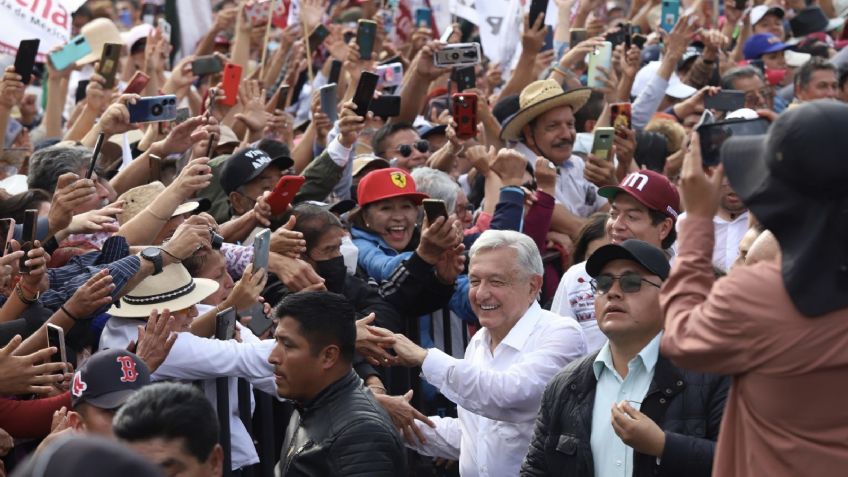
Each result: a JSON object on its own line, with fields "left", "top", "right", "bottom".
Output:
{"left": 586, "top": 240, "right": 670, "bottom": 280}
{"left": 71, "top": 349, "right": 150, "bottom": 410}
{"left": 220, "top": 147, "right": 292, "bottom": 194}
{"left": 743, "top": 33, "right": 790, "bottom": 60}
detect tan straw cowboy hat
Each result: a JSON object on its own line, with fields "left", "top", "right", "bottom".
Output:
{"left": 500, "top": 80, "right": 591, "bottom": 141}
{"left": 108, "top": 263, "right": 218, "bottom": 318}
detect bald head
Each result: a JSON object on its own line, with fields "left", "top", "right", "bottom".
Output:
{"left": 745, "top": 230, "right": 781, "bottom": 266}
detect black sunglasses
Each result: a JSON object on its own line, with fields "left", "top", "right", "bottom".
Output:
{"left": 395, "top": 140, "right": 430, "bottom": 157}
{"left": 590, "top": 272, "right": 661, "bottom": 295}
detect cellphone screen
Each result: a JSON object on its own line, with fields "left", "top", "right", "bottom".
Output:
{"left": 352, "top": 72, "right": 379, "bottom": 117}
{"left": 698, "top": 118, "right": 769, "bottom": 167}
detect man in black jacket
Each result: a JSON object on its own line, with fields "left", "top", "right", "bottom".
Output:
{"left": 268, "top": 291, "right": 406, "bottom": 477}
{"left": 521, "top": 240, "right": 728, "bottom": 477}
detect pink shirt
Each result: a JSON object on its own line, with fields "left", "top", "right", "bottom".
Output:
{"left": 660, "top": 215, "right": 848, "bottom": 476}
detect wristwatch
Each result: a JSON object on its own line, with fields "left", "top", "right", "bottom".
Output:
{"left": 141, "top": 247, "right": 164, "bottom": 275}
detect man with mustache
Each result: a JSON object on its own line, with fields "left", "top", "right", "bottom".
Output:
{"left": 500, "top": 80, "right": 607, "bottom": 239}
{"left": 522, "top": 240, "right": 728, "bottom": 476}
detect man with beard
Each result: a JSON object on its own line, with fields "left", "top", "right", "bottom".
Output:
{"left": 500, "top": 80, "right": 604, "bottom": 238}
{"left": 676, "top": 177, "right": 749, "bottom": 272}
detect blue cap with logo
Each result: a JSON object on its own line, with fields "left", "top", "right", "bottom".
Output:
{"left": 743, "top": 33, "right": 790, "bottom": 60}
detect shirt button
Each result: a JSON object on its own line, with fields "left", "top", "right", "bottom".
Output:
{"left": 616, "top": 459, "right": 622, "bottom": 467}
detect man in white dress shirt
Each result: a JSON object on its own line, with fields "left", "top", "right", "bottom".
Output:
{"left": 390, "top": 230, "right": 587, "bottom": 477}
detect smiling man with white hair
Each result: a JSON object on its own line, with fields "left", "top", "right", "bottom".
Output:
{"left": 390, "top": 229, "right": 587, "bottom": 477}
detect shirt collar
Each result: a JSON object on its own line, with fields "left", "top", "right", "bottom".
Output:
{"left": 498, "top": 301, "right": 543, "bottom": 352}
{"left": 713, "top": 210, "right": 749, "bottom": 225}
{"left": 592, "top": 332, "right": 663, "bottom": 380}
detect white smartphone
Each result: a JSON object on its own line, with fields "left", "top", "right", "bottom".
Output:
{"left": 587, "top": 41, "right": 613, "bottom": 88}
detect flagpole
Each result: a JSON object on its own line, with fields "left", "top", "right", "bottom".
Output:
{"left": 259, "top": 0, "right": 281, "bottom": 81}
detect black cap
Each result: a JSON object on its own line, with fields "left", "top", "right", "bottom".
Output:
{"left": 586, "top": 240, "right": 670, "bottom": 280}
{"left": 13, "top": 435, "right": 165, "bottom": 477}
{"left": 721, "top": 101, "right": 848, "bottom": 317}
{"left": 220, "top": 147, "right": 292, "bottom": 194}
{"left": 71, "top": 349, "right": 150, "bottom": 409}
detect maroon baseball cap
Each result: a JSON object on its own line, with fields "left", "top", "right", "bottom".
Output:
{"left": 598, "top": 170, "right": 680, "bottom": 220}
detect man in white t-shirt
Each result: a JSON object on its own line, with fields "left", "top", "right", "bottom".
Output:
{"left": 551, "top": 170, "right": 680, "bottom": 350}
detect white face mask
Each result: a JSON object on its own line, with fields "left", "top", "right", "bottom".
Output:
{"left": 340, "top": 234, "right": 359, "bottom": 276}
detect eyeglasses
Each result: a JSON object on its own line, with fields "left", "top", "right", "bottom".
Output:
{"left": 590, "top": 272, "right": 661, "bottom": 295}
{"left": 395, "top": 140, "right": 430, "bottom": 157}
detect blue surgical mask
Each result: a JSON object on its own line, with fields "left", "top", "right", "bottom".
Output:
{"left": 119, "top": 10, "right": 133, "bottom": 28}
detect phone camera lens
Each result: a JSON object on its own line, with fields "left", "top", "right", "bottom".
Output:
{"left": 151, "top": 104, "right": 163, "bottom": 116}
{"left": 451, "top": 52, "right": 460, "bottom": 60}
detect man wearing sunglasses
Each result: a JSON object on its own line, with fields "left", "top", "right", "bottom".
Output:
{"left": 372, "top": 122, "right": 431, "bottom": 171}
{"left": 522, "top": 240, "right": 728, "bottom": 477}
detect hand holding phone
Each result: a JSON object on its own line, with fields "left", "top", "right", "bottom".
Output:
{"left": 352, "top": 72, "right": 379, "bottom": 117}
{"left": 19, "top": 210, "right": 37, "bottom": 274}
{"left": 46, "top": 324, "right": 67, "bottom": 372}
{"left": 591, "top": 127, "right": 615, "bottom": 161}
{"left": 215, "top": 307, "right": 237, "bottom": 341}
{"left": 423, "top": 199, "right": 448, "bottom": 224}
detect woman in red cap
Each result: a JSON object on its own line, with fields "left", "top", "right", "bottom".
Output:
{"left": 349, "top": 168, "right": 459, "bottom": 283}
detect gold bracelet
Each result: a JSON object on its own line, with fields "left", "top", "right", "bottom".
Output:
{"left": 15, "top": 283, "right": 38, "bottom": 305}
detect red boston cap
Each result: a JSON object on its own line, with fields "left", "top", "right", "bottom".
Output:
{"left": 357, "top": 168, "right": 429, "bottom": 207}
{"left": 598, "top": 170, "right": 680, "bottom": 220}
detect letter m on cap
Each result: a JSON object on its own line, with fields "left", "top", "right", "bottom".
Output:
{"left": 622, "top": 172, "right": 649, "bottom": 191}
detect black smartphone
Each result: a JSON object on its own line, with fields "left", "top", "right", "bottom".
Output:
{"left": 205, "top": 133, "right": 217, "bottom": 158}
{"left": 698, "top": 118, "right": 769, "bottom": 167}
{"left": 19, "top": 209, "right": 37, "bottom": 274}
{"left": 192, "top": 55, "right": 224, "bottom": 76}
{"left": 328, "top": 59, "right": 343, "bottom": 85}
{"left": 453, "top": 66, "right": 476, "bottom": 92}
{"left": 215, "top": 307, "right": 237, "bottom": 340}
{"left": 529, "top": 0, "right": 549, "bottom": 28}
{"left": 422, "top": 199, "right": 448, "bottom": 223}
{"left": 352, "top": 71, "right": 379, "bottom": 117}
{"left": 356, "top": 19, "right": 377, "bottom": 60}
{"left": 87, "top": 133, "right": 105, "bottom": 179}
{"left": 632, "top": 34, "right": 648, "bottom": 49}
{"left": 14, "top": 39, "right": 40, "bottom": 85}
{"left": 98, "top": 43, "right": 122, "bottom": 90}
{"left": 275, "top": 84, "right": 290, "bottom": 110}
{"left": 369, "top": 95, "right": 400, "bottom": 118}
{"left": 0, "top": 219, "right": 13, "bottom": 256}
{"left": 290, "top": 70, "right": 308, "bottom": 107}
{"left": 704, "top": 90, "right": 746, "bottom": 111}
{"left": 46, "top": 324, "right": 67, "bottom": 372}
{"left": 75, "top": 80, "right": 90, "bottom": 103}
{"left": 142, "top": 2, "right": 158, "bottom": 25}
{"left": 308, "top": 24, "right": 330, "bottom": 53}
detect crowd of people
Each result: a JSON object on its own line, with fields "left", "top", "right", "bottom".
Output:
{"left": 0, "top": 0, "right": 847, "bottom": 475}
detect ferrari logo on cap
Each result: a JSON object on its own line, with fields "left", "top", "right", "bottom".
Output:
{"left": 390, "top": 172, "right": 407, "bottom": 189}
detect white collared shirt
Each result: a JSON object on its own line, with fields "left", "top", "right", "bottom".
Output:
{"left": 590, "top": 332, "right": 662, "bottom": 477}
{"left": 409, "top": 302, "right": 587, "bottom": 477}
{"left": 676, "top": 212, "right": 749, "bottom": 272}
{"left": 100, "top": 319, "right": 277, "bottom": 470}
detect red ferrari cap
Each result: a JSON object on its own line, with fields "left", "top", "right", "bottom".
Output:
{"left": 357, "top": 168, "right": 428, "bottom": 207}
{"left": 598, "top": 170, "right": 680, "bottom": 220}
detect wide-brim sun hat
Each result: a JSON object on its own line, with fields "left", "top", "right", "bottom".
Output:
{"left": 77, "top": 18, "right": 123, "bottom": 66}
{"left": 500, "top": 80, "right": 591, "bottom": 141}
{"left": 720, "top": 100, "right": 848, "bottom": 317}
{"left": 109, "top": 263, "right": 219, "bottom": 318}
{"left": 116, "top": 182, "right": 205, "bottom": 224}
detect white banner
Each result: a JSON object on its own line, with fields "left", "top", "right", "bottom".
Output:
{"left": 449, "top": 0, "right": 522, "bottom": 66}
{"left": 0, "top": 0, "right": 78, "bottom": 61}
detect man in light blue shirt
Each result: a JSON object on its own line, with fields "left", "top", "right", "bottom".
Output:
{"left": 521, "top": 240, "right": 728, "bottom": 477}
